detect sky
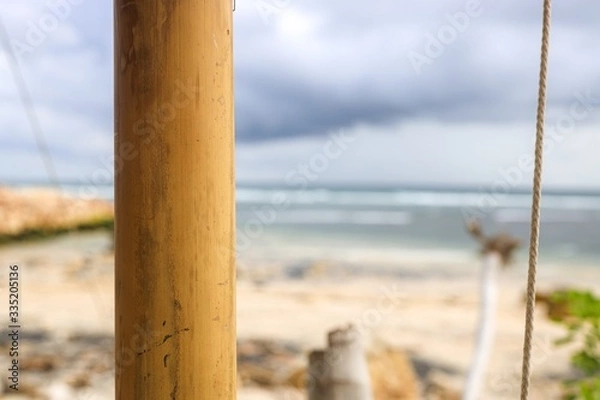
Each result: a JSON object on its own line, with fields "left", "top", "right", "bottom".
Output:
{"left": 0, "top": 0, "right": 599, "bottom": 189}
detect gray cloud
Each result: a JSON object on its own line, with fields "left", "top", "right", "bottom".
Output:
{"left": 0, "top": 1, "right": 599, "bottom": 186}
{"left": 233, "top": 0, "right": 600, "bottom": 142}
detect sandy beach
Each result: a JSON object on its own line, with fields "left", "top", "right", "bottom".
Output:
{"left": 0, "top": 228, "right": 596, "bottom": 399}
{"left": 3, "top": 0, "right": 600, "bottom": 397}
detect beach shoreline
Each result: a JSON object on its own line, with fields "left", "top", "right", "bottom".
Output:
{"left": 0, "top": 230, "right": 595, "bottom": 399}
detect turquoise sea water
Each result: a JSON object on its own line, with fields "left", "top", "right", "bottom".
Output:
{"left": 234, "top": 184, "right": 600, "bottom": 266}
{"left": 14, "top": 182, "right": 600, "bottom": 266}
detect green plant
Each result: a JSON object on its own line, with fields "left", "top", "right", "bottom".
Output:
{"left": 551, "top": 290, "right": 600, "bottom": 400}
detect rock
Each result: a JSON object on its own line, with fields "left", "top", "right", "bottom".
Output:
{"left": 284, "top": 347, "right": 421, "bottom": 399}
{"left": 20, "top": 354, "right": 57, "bottom": 372}
{"left": 237, "top": 338, "right": 303, "bottom": 387}
{"left": 285, "top": 368, "right": 306, "bottom": 389}
{"left": 369, "top": 349, "right": 420, "bottom": 400}
{"left": 0, "top": 186, "right": 113, "bottom": 239}
{"left": 67, "top": 373, "right": 91, "bottom": 389}
{"left": 3, "top": 381, "right": 45, "bottom": 398}
{"left": 305, "top": 261, "right": 332, "bottom": 279}
{"left": 284, "top": 261, "right": 337, "bottom": 280}
{"left": 532, "top": 289, "right": 572, "bottom": 321}
{"left": 424, "top": 370, "right": 462, "bottom": 400}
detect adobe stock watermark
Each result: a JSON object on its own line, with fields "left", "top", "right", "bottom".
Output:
{"left": 78, "top": 77, "right": 199, "bottom": 201}
{"left": 234, "top": 129, "right": 359, "bottom": 257}
{"left": 349, "top": 283, "right": 405, "bottom": 338}
{"left": 254, "top": 0, "right": 294, "bottom": 25}
{"left": 407, "top": 0, "right": 485, "bottom": 75}
{"left": 115, "top": 322, "right": 162, "bottom": 378}
{"left": 461, "top": 89, "right": 600, "bottom": 222}
{"left": 11, "top": 0, "right": 86, "bottom": 59}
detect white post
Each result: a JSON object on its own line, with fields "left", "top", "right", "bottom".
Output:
{"left": 308, "top": 325, "right": 373, "bottom": 400}
{"left": 463, "top": 251, "right": 501, "bottom": 400}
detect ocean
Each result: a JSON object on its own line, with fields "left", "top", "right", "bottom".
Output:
{"left": 234, "top": 184, "right": 600, "bottom": 267}
{"left": 17, "top": 182, "right": 600, "bottom": 267}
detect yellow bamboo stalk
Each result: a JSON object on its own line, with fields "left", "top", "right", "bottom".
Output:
{"left": 114, "top": 1, "right": 235, "bottom": 398}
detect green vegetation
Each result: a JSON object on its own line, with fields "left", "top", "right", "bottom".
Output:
{"left": 551, "top": 289, "right": 600, "bottom": 399}
{"left": 0, "top": 216, "right": 114, "bottom": 245}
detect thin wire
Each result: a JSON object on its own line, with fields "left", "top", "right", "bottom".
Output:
{"left": 520, "top": 0, "right": 552, "bottom": 398}
{"left": 0, "top": 16, "right": 61, "bottom": 187}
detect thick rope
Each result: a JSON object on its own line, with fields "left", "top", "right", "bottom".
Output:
{"left": 520, "top": 0, "right": 552, "bottom": 399}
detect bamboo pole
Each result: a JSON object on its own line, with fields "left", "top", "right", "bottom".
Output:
{"left": 114, "top": 1, "right": 235, "bottom": 399}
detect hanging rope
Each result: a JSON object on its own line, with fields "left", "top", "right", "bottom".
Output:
{"left": 520, "top": 0, "right": 552, "bottom": 399}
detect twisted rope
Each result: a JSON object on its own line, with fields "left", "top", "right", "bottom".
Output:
{"left": 520, "top": 0, "right": 552, "bottom": 398}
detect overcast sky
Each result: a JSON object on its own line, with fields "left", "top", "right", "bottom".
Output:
{"left": 0, "top": 1, "right": 599, "bottom": 189}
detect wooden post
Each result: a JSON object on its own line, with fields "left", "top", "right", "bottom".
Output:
{"left": 463, "top": 252, "right": 500, "bottom": 400}
{"left": 463, "top": 221, "right": 520, "bottom": 400}
{"left": 308, "top": 325, "right": 373, "bottom": 400}
{"left": 114, "top": 1, "right": 235, "bottom": 399}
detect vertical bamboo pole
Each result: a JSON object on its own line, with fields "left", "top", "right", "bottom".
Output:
{"left": 114, "top": 1, "right": 235, "bottom": 399}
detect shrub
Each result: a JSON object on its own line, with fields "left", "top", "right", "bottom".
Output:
{"left": 551, "top": 289, "right": 600, "bottom": 400}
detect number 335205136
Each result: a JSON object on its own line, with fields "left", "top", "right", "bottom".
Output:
{"left": 8, "top": 264, "right": 19, "bottom": 316}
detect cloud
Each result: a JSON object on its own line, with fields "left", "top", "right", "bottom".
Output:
{"left": 0, "top": 0, "right": 598, "bottom": 187}
{"left": 233, "top": 0, "right": 600, "bottom": 141}
{"left": 237, "top": 118, "right": 600, "bottom": 189}
{"left": 0, "top": 1, "right": 112, "bottom": 183}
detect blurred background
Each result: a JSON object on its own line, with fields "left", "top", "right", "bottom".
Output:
{"left": 0, "top": 1, "right": 599, "bottom": 399}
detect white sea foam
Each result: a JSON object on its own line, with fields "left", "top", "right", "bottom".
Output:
{"left": 494, "top": 208, "right": 592, "bottom": 223}
{"left": 23, "top": 183, "right": 600, "bottom": 211}
{"left": 269, "top": 209, "right": 413, "bottom": 225}
{"left": 236, "top": 187, "right": 600, "bottom": 210}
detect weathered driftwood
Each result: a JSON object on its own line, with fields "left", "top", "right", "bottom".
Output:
{"left": 463, "top": 220, "right": 520, "bottom": 400}
{"left": 466, "top": 219, "right": 520, "bottom": 265}
{"left": 463, "top": 252, "right": 500, "bottom": 400}
{"left": 308, "top": 324, "right": 373, "bottom": 400}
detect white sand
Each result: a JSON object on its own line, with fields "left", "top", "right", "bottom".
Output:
{"left": 0, "top": 231, "right": 597, "bottom": 399}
